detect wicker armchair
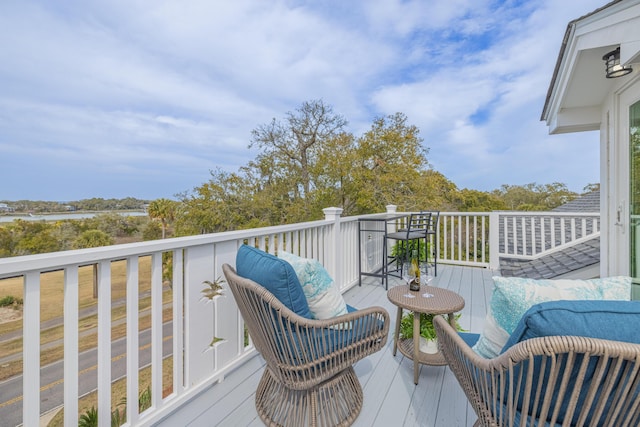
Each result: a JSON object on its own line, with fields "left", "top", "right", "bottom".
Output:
{"left": 222, "top": 264, "right": 389, "bottom": 427}
{"left": 434, "top": 315, "right": 640, "bottom": 426}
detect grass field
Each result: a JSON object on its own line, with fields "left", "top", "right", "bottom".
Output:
{"left": 0, "top": 255, "right": 177, "bottom": 424}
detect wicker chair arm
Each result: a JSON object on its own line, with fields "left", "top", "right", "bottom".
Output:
{"left": 434, "top": 315, "right": 640, "bottom": 427}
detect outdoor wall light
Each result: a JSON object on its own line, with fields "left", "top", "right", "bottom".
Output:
{"left": 602, "top": 47, "right": 633, "bottom": 78}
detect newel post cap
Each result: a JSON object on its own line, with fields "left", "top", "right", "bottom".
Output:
{"left": 323, "top": 207, "right": 344, "bottom": 220}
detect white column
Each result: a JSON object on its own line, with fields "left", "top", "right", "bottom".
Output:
{"left": 489, "top": 211, "right": 500, "bottom": 271}
{"left": 323, "top": 207, "right": 344, "bottom": 288}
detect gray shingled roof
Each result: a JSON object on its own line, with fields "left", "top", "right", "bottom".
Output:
{"left": 552, "top": 190, "right": 600, "bottom": 212}
{"left": 499, "top": 190, "right": 601, "bottom": 279}
{"left": 499, "top": 238, "right": 600, "bottom": 279}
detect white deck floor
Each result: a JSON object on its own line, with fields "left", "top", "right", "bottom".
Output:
{"left": 161, "top": 264, "right": 496, "bottom": 427}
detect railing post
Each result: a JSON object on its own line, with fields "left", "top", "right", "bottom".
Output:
{"left": 323, "top": 207, "right": 344, "bottom": 288}
{"left": 489, "top": 211, "right": 500, "bottom": 270}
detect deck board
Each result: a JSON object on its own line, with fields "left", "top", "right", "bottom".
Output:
{"left": 163, "top": 264, "right": 497, "bottom": 427}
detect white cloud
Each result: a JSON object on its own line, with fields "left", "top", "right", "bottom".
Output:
{"left": 0, "top": 0, "right": 609, "bottom": 200}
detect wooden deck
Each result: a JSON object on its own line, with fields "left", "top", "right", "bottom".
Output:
{"left": 160, "top": 264, "right": 496, "bottom": 427}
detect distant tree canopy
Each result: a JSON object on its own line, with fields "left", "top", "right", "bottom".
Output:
{"left": 174, "top": 101, "right": 459, "bottom": 235}
{"left": 492, "top": 182, "right": 578, "bottom": 211}
{"left": 73, "top": 230, "right": 114, "bottom": 249}
{"left": 0, "top": 215, "right": 148, "bottom": 257}
{"left": 1, "top": 197, "right": 148, "bottom": 213}
{"left": 173, "top": 99, "right": 587, "bottom": 235}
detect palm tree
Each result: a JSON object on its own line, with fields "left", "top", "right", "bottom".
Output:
{"left": 147, "top": 198, "right": 176, "bottom": 239}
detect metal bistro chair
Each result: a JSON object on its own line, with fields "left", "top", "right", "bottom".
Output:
{"left": 222, "top": 264, "right": 390, "bottom": 427}
{"left": 425, "top": 211, "right": 439, "bottom": 276}
{"left": 386, "top": 212, "right": 431, "bottom": 279}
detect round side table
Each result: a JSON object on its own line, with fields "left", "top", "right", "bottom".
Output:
{"left": 387, "top": 284, "right": 465, "bottom": 384}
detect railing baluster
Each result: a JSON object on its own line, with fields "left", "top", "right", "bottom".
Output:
{"left": 473, "top": 216, "right": 478, "bottom": 264}
{"left": 513, "top": 215, "right": 517, "bottom": 255}
{"left": 97, "top": 260, "right": 111, "bottom": 427}
{"left": 127, "top": 256, "right": 140, "bottom": 424}
{"left": 449, "top": 215, "right": 455, "bottom": 261}
{"left": 151, "top": 253, "right": 163, "bottom": 412}
{"left": 64, "top": 265, "right": 79, "bottom": 427}
{"left": 465, "top": 216, "right": 470, "bottom": 262}
{"left": 442, "top": 215, "right": 448, "bottom": 262}
{"left": 173, "top": 249, "right": 185, "bottom": 396}
{"left": 521, "top": 216, "right": 527, "bottom": 256}
{"left": 530, "top": 217, "right": 536, "bottom": 256}
{"left": 23, "top": 271, "right": 40, "bottom": 427}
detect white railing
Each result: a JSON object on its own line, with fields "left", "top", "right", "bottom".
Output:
{"left": 435, "top": 211, "right": 600, "bottom": 269}
{"left": 0, "top": 208, "right": 359, "bottom": 427}
{"left": 493, "top": 211, "right": 600, "bottom": 262}
{"left": 0, "top": 207, "right": 600, "bottom": 426}
{"left": 439, "top": 212, "right": 491, "bottom": 267}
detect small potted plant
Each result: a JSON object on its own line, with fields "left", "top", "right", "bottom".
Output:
{"left": 398, "top": 312, "right": 464, "bottom": 354}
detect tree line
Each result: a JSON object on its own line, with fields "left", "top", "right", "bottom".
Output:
{"left": 0, "top": 197, "right": 148, "bottom": 213}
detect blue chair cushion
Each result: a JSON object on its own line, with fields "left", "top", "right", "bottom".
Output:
{"left": 502, "top": 299, "right": 640, "bottom": 351}
{"left": 500, "top": 300, "right": 640, "bottom": 425}
{"left": 459, "top": 332, "right": 480, "bottom": 348}
{"left": 279, "top": 304, "right": 387, "bottom": 365}
{"left": 236, "top": 245, "right": 312, "bottom": 319}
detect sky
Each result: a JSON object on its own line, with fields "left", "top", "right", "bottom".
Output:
{"left": 0, "top": 0, "right": 608, "bottom": 202}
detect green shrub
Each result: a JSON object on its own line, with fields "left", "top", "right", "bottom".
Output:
{"left": 0, "top": 295, "right": 23, "bottom": 307}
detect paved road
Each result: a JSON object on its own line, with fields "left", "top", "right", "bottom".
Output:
{"left": 0, "top": 321, "right": 173, "bottom": 427}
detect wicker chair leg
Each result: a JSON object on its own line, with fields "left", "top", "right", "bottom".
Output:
{"left": 255, "top": 367, "right": 363, "bottom": 427}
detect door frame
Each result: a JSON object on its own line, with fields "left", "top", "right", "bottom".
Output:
{"left": 611, "top": 77, "right": 640, "bottom": 276}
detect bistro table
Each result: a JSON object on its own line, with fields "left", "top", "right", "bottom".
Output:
{"left": 357, "top": 213, "right": 409, "bottom": 289}
{"left": 387, "top": 284, "right": 465, "bottom": 384}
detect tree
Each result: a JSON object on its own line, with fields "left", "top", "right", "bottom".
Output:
{"left": 72, "top": 230, "right": 114, "bottom": 249}
{"left": 0, "top": 226, "right": 14, "bottom": 257}
{"left": 147, "top": 198, "right": 177, "bottom": 239}
{"left": 492, "top": 182, "right": 578, "bottom": 211}
{"left": 12, "top": 220, "right": 62, "bottom": 255}
{"left": 583, "top": 183, "right": 600, "bottom": 193}
{"left": 456, "top": 189, "right": 507, "bottom": 212}
{"left": 250, "top": 99, "right": 347, "bottom": 203}
{"left": 350, "top": 112, "right": 431, "bottom": 213}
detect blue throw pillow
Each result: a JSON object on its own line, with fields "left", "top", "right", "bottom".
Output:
{"left": 235, "top": 245, "right": 312, "bottom": 319}
{"left": 502, "top": 299, "right": 640, "bottom": 351}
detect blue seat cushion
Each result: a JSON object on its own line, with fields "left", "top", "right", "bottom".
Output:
{"left": 500, "top": 300, "right": 640, "bottom": 425}
{"left": 459, "top": 332, "right": 480, "bottom": 348}
{"left": 236, "top": 245, "right": 312, "bottom": 319}
{"left": 279, "top": 304, "right": 387, "bottom": 365}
